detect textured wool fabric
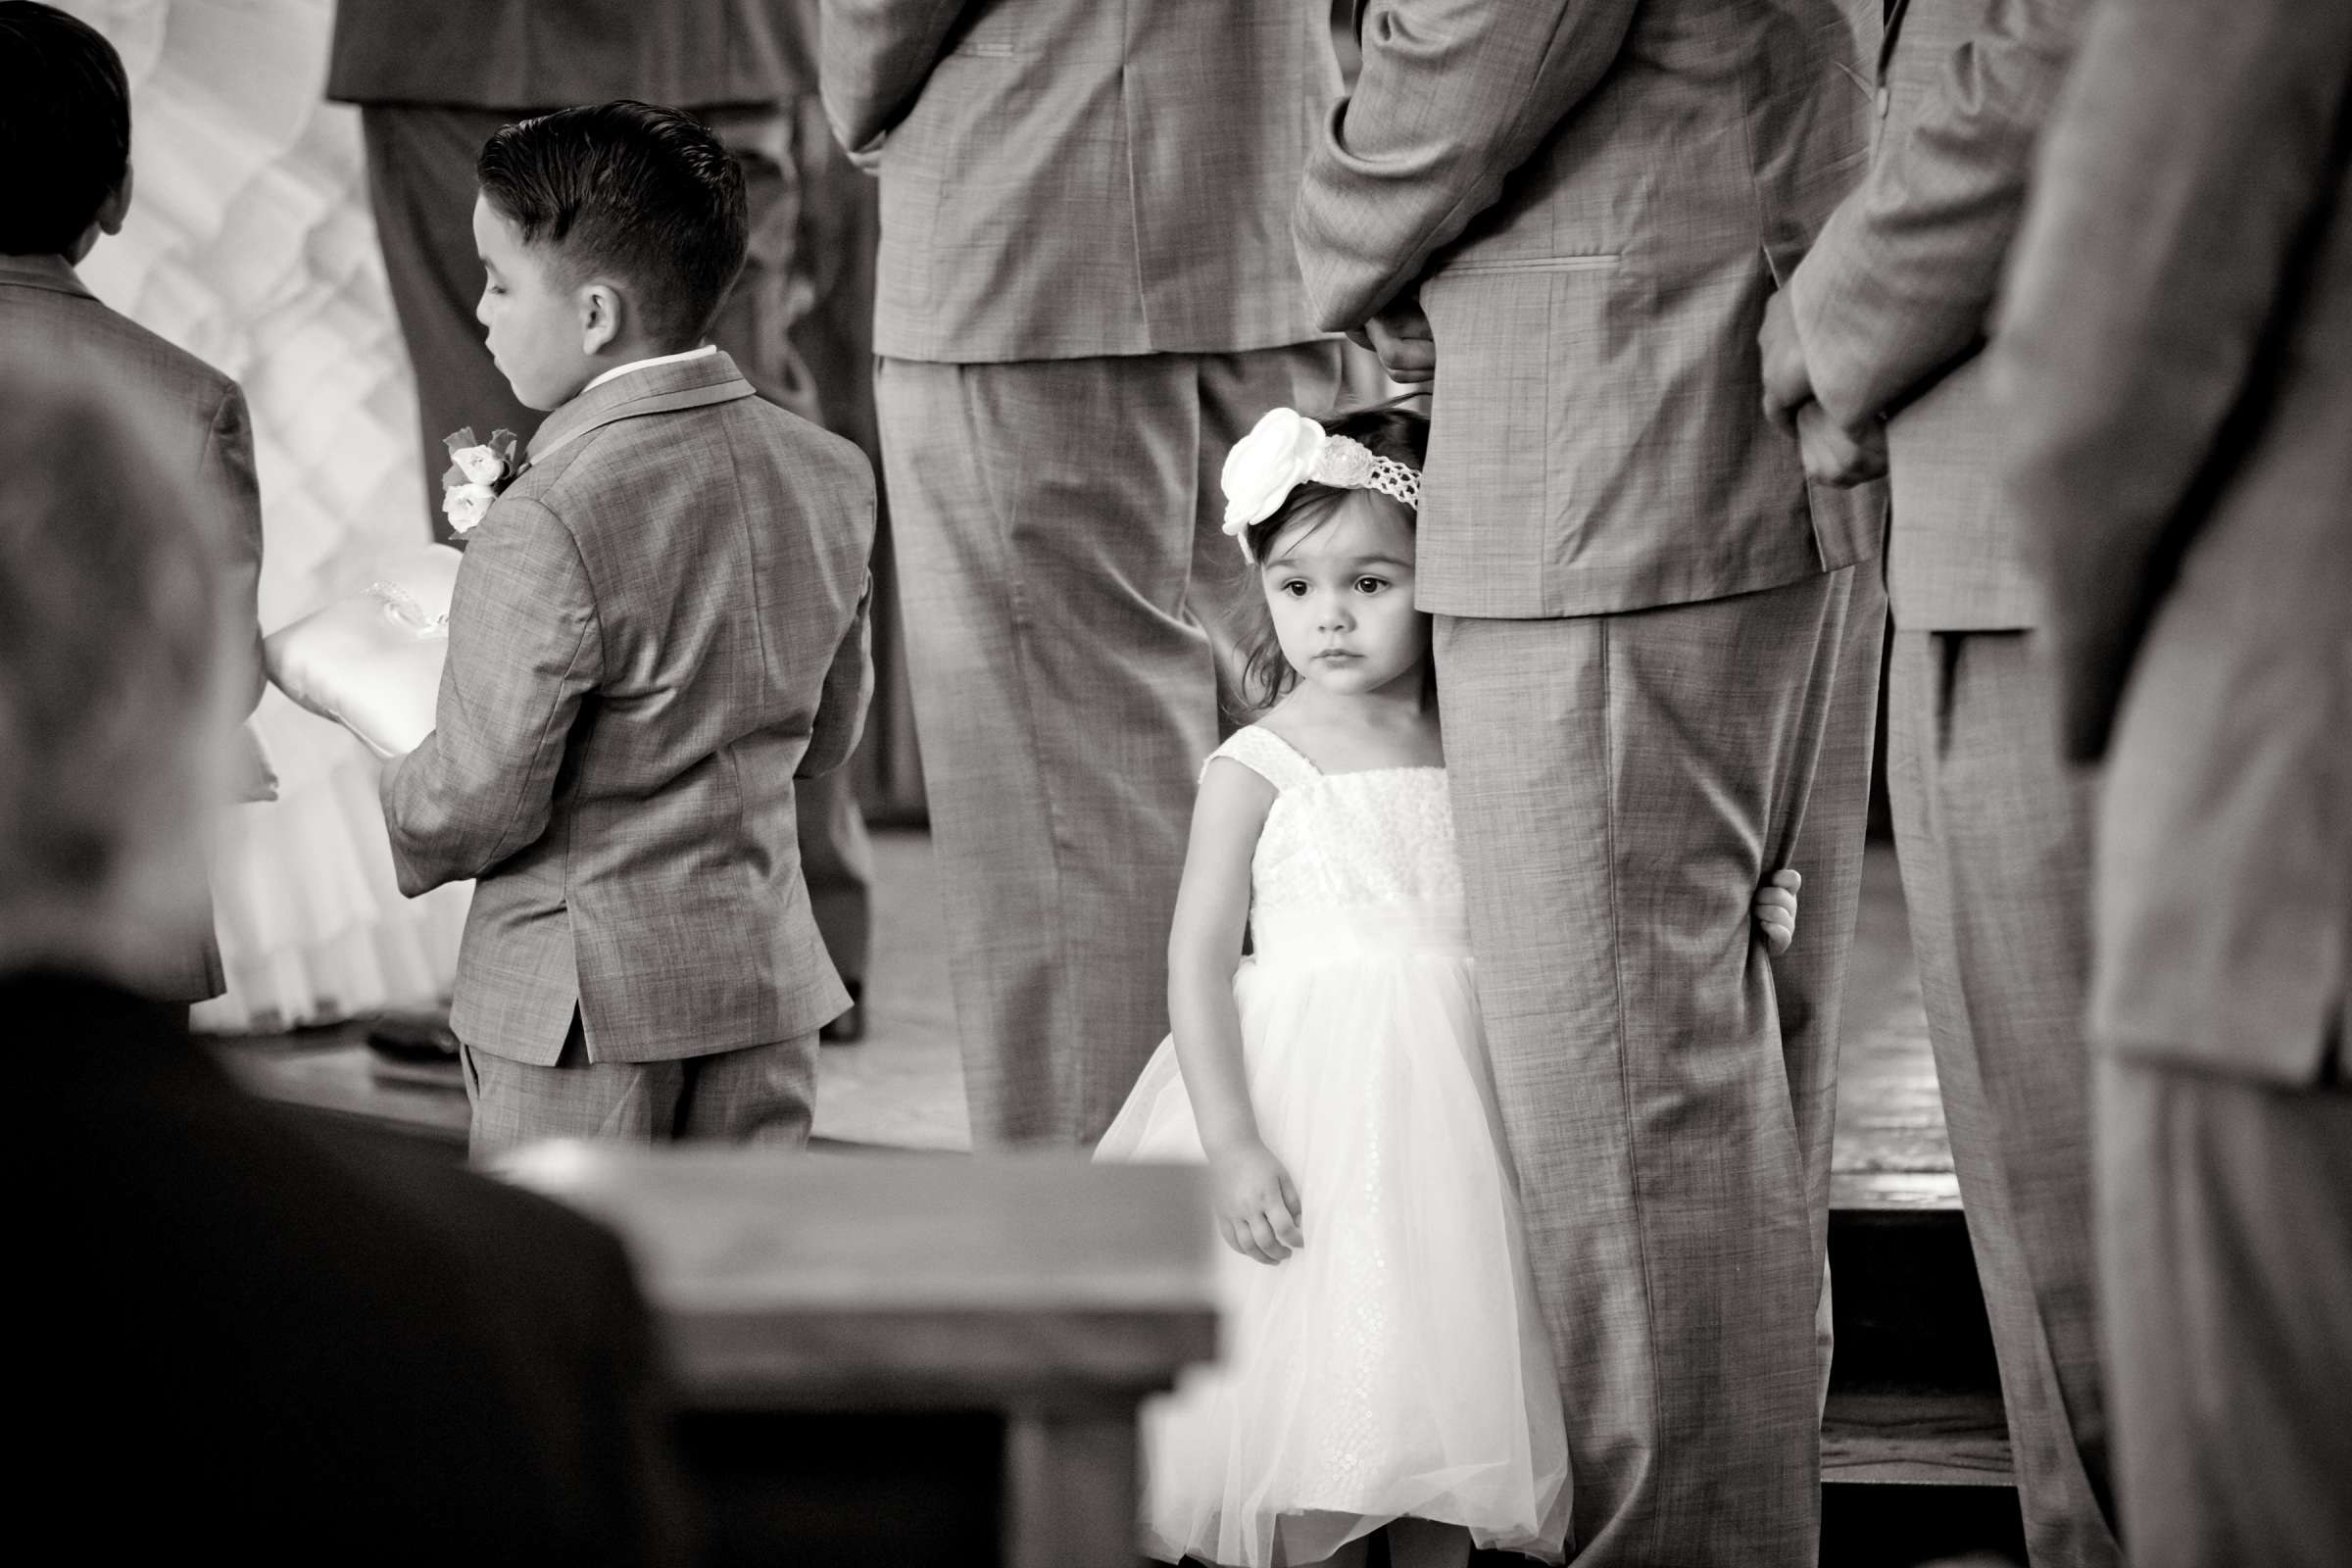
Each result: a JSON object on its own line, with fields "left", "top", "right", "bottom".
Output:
{"left": 354, "top": 97, "right": 877, "bottom": 982}
{"left": 462, "top": 1028, "right": 819, "bottom": 1156}
{"left": 1295, "top": 0, "right": 1886, "bottom": 621}
{"left": 819, "top": 0, "right": 1335, "bottom": 365}
{"left": 1435, "top": 563, "right": 1883, "bottom": 1568}
{"left": 381, "top": 352, "right": 875, "bottom": 1067}
{"left": 2097, "top": 1056, "right": 2352, "bottom": 1568}
{"left": 876, "top": 344, "right": 1343, "bottom": 1148}
{"left": 1999, "top": 0, "right": 2352, "bottom": 1080}
{"left": 0, "top": 255, "right": 269, "bottom": 1003}
{"left": 1889, "top": 629, "right": 2120, "bottom": 1568}
{"left": 325, "top": 0, "right": 809, "bottom": 112}
{"left": 1788, "top": 0, "right": 2093, "bottom": 634}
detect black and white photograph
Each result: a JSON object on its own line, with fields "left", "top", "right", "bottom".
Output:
{"left": 6, "top": 1, "right": 2345, "bottom": 1564}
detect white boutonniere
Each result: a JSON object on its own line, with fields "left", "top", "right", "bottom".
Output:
{"left": 440, "top": 425, "right": 521, "bottom": 534}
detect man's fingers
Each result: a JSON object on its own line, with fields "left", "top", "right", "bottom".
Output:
{"left": 1376, "top": 344, "right": 1437, "bottom": 384}
{"left": 1796, "top": 403, "right": 1887, "bottom": 485}
{"left": 1773, "top": 868, "right": 1803, "bottom": 893}
{"left": 1366, "top": 315, "right": 1438, "bottom": 384}
{"left": 1758, "top": 290, "right": 1813, "bottom": 420}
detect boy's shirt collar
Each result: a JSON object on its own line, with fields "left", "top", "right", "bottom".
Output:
{"left": 522, "top": 346, "right": 756, "bottom": 470}
{"left": 581, "top": 342, "right": 718, "bottom": 394}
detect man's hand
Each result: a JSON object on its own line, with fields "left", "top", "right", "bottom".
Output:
{"left": 1350, "top": 297, "right": 1437, "bottom": 385}
{"left": 1795, "top": 402, "right": 1888, "bottom": 487}
{"left": 1207, "top": 1138, "right": 1305, "bottom": 1265}
{"left": 1759, "top": 287, "right": 1813, "bottom": 426}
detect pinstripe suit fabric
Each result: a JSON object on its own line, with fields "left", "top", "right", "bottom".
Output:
{"left": 381, "top": 353, "right": 875, "bottom": 1108}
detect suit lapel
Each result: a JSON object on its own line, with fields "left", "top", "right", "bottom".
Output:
{"left": 0, "top": 254, "right": 98, "bottom": 301}
{"left": 1880, "top": 0, "right": 1913, "bottom": 77}
{"left": 524, "top": 350, "right": 759, "bottom": 469}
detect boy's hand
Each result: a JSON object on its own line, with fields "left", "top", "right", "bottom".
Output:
{"left": 1207, "top": 1139, "right": 1304, "bottom": 1265}
{"left": 1755, "top": 868, "right": 1802, "bottom": 956}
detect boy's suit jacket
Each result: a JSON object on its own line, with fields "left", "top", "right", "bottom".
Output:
{"left": 0, "top": 253, "right": 267, "bottom": 1002}
{"left": 326, "top": 0, "right": 808, "bottom": 112}
{"left": 1998, "top": 0, "right": 2351, "bottom": 1083}
{"left": 1295, "top": 0, "right": 1884, "bottom": 619}
{"left": 381, "top": 352, "right": 876, "bottom": 1065}
{"left": 1788, "top": 0, "right": 2090, "bottom": 633}
{"left": 818, "top": 0, "right": 1334, "bottom": 363}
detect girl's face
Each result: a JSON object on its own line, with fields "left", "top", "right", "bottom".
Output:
{"left": 1259, "top": 491, "right": 1430, "bottom": 701}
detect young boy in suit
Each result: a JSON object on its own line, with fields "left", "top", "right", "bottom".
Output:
{"left": 0, "top": 1, "right": 269, "bottom": 1014}
{"left": 380, "top": 100, "right": 877, "bottom": 1152}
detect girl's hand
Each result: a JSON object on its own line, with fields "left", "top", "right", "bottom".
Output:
{"left": 1207, "top": 1139, "right": 1304, "bottom": 1265}
{"left": 1755, "top": 868, "right": 1802, "bottom": 956}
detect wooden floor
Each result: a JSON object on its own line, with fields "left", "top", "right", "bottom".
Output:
{"left": 216, "top": 831, "right": 1952, "bottom": 1201}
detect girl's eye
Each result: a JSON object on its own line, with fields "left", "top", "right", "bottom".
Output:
{"left": 1354, "top": 576, "right": 1388, "bottom": 594}
{"left": 1278, "top": 579, "right": 1308, "bottom": 597}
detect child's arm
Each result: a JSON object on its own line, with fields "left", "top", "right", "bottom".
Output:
{"left": 379, "top": 497, "right": 604, "bottom": 897}
{"left": 1755, "top": 868, "right": 1802, "bottom": 956}
{"left": 1168, "top": 758, "right": 1305, "bottom": 1266}
{"left": 798, "top": 571, "right": 874, "bottom": 780}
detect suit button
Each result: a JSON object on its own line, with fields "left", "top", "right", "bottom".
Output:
{"left": 1876, "top": 85, "right": 1891, "bottom": 118}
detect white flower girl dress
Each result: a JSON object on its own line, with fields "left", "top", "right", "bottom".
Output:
{"left": 1097, "top": 725, "right": 1570, "bottom": 1567}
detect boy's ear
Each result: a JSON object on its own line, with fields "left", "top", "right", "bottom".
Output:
{"left": 97, "top": 167, "right": 134, "bottom": 236}
{"left": 578, "top": 279, "right": 623, "bottom": 357}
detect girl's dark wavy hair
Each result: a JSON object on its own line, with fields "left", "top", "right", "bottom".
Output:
{"left": 1225, "top": 400, "right": 1430, "bottom": 717}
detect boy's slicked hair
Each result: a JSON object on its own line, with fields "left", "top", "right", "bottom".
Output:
{"left": 0, "top": 2, "right": 132, "bottom": 257}
{"left": 476, "top": 100, "right": 750, "bottom": 350}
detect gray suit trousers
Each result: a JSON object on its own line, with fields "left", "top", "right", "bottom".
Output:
{"left": 462, "top": 1023, "right": 817, "bottom": 1158}
{"left": 876, "top": 345, "right": 1343, "bottom": 1146}
{"left": 1436, "top": 562, "right": 1885, "bottom": 1568}
{"left": 1889, "top": 629, "right": 2121, "bottom": 1568}
{"left": 2099, "top": 1054, "right": 2352, "bottom": 1568}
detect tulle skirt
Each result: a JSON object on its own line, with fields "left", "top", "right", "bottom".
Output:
{"left": 1097, "top": 904, "right": 1570, "bottom": 1567}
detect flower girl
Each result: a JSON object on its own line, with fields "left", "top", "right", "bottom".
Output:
{"left": 1097, "top": 405, "right": 1802, "bottom": 1568}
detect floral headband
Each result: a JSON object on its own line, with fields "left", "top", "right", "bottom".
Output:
{"left": 1219, "top": 408, "right": 1423, "bottom": 562}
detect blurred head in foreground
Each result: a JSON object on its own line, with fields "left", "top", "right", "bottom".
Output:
{"left": 0, "top": 2, "right": 135, "bottom": 262}
{"left": 0, "top": 368, "right": 237, "bottom": 987}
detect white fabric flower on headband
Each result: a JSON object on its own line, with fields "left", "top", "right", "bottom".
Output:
{"left": 1219, "top": 408, "right": 1422, "bottom": 561}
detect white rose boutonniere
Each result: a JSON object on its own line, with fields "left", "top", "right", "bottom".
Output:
{"left": 439, "top": 425, "right": 521, "bottom": 535}
{"left": 1219, "top": 408, "right": 1330, "bottom": 559}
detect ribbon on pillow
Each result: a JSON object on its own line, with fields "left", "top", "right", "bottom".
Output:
{"left": 265, "top": 544, "right": 465, "bottom": 760}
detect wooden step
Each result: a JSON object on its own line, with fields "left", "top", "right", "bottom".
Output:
{"left": 1824, "top": 1391, "right": 2010, "bottom": 1487}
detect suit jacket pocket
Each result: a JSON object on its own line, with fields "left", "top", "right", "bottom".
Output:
{"left": 1437, "top": 253, "right": 1624, "bottom": 277}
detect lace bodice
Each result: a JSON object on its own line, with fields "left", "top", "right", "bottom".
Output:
{"left": 1206, "top": 726, "right": 1464, "bottom": 914}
